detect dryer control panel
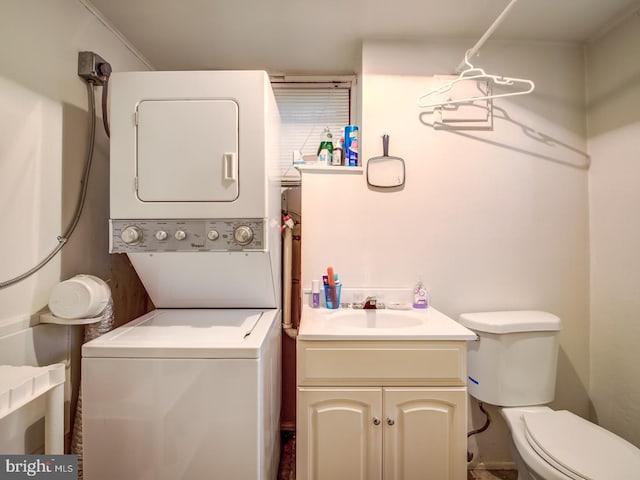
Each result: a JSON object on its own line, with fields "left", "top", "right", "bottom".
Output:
{"left": 110, "top": 219, "right": 266, "bottom": 253}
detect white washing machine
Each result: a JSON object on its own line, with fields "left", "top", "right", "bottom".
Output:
{"left": 82, "top": 71, "right": 282, "bottom": 479}
{"left": 82, "top": 309, "right": 281, "bottom": 479}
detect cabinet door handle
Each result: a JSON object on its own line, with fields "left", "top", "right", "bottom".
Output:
{"left": 386, "top": 417, "right": 395, "bottom": 426}
{"left": 372, "top": 417, "right": 381, "bottom": 425}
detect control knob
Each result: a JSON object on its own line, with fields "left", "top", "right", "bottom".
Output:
{"left": 233, "top": 225, "right": 254, "bottom": 245}
{"left": 155, "top": 230, "right": 168, "bottom": 241}
{"left": 120, "top": 226, "right": 142, "bottom": 245}
{"left": 174, "top": 230, "right": 187, "bottom": 241}
{"left": 207, "top": 230, "right": 220, "bottom": 241}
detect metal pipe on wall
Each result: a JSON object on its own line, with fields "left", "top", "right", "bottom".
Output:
{"left": 282, "top": 225, "right": 297, "bottom": 338}
{"left": 71, "top": 297, "right": 115, "bottom": 480}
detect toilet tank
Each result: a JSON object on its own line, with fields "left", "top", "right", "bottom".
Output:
{"left": 458, "top": 311, "right": 562, "bottom": 407}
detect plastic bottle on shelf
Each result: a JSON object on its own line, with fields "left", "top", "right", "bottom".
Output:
{"left": 332, "top": 138, "right": 343, "bottom": 166}
{"left": 317, "top": 127, "right": 334, "bottom": 158}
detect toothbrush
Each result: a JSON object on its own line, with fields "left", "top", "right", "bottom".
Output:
{"left": 327, "top": 267, "right": 336, "bottom": 286}
{"left": 326, "top": 266, "right": 338, "bottom": 306}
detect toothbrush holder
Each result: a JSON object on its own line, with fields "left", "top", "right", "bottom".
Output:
{"left": 323, "top": 284, "right": 342, "bottom": 309}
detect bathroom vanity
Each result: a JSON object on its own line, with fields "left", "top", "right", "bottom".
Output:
{"left": 296, "top": 306, "right": 476, "bottom": 480}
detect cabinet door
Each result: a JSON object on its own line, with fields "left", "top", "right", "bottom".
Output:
{"left": 383, "top": 388, "right": 467, "bottom": 480}
{"left": 297, "top": 388, "right": 382, "bottom": 480}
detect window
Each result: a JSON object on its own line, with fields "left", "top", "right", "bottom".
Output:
{"left": 271, "top": 76, "right": 353, "bottom": 181}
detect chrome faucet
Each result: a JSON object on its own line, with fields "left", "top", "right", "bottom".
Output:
{"left": 363, "top": 296, "right": 378, "bottom": 309}
{"left": 351, "top": 296, "right": 385, "bottom": 309}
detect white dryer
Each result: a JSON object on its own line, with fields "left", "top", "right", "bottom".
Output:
{"left": 82, "top": 71, "right": 282, "bottom": 479}
{"left": 107, "top": 70, "right": 281, "bottom": 309}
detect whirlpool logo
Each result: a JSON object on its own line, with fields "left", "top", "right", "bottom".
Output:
{"left": 0, "top": 456, "right": 77, "bottom": 479}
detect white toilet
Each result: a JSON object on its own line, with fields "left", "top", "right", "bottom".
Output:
{"left": 459, "top": 310, "right": 640, "bottom": 480}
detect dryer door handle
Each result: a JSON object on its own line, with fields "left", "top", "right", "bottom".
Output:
{"left": 223, "top": 152, "right": 237, "bottom": 181}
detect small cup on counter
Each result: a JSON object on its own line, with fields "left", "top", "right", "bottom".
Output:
{"left": 323, "top": 284, "right": 342, "bottom": 309}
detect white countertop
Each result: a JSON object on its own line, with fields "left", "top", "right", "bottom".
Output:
{"left": 298, "top": 305, "right": 476, "bottom": 341}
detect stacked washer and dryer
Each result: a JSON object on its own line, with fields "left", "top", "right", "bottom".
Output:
{"left": 82, "top": 71, "right": 282, "bottom": 479}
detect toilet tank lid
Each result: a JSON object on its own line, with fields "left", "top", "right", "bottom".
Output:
{"left": 458, "top": 310, "right": 561, "bottom": 334}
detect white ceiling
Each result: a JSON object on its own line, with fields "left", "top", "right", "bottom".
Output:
{"left": 87, "top": 0, "right": 640, "bottom": 73}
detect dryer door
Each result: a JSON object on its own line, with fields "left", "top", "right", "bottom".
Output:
{"left": 136, "top": 99, "right": 239, "bottom": 202}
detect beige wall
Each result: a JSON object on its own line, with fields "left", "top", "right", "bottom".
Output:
{"left": 586, "top": 12, "right": 640, "bottom": 448}
{"left": 0, "top": 0, "right": 150, "bottom": 452}
{"left": 301, "top": 39, "right": 591, "bottom": 467}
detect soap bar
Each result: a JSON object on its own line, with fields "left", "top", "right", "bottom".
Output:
{"left": 388, "top": 302, "right": 412, "bottom": 310}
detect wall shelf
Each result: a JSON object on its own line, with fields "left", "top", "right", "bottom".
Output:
{"left": 296, "top": 164, "right": 363, "bottom": 174}
{"left": 39, "top": 311, "right": 104, "bottom": 325}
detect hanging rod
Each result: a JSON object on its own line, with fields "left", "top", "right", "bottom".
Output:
{"left": 418, "top": 0, "right": 534, "bottom": 110}
{"left": 456, "top": 0, "right": 520, "bottom": 72}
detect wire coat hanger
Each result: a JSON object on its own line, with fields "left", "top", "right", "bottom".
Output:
{"left": 418, "top": 50, "right": 535, "bottom": 109}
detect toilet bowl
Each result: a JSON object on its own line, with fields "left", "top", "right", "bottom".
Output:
{"left": 459, "top": 311, "right": 640, "bottom": 480}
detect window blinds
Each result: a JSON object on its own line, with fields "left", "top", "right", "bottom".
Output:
{"left": 272, "top": 84, "right": 351, "bottom": 179}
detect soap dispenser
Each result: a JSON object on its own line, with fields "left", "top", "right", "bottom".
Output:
{"left": 413, "top": 278, "right": 429, "bottom": 309}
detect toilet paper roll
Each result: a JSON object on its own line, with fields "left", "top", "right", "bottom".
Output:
{"left": 48, "top": 275, "right": 111, "bottom": 319}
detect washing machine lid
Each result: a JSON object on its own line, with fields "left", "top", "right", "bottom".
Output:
{"left": 523, "top": 410, "right": 640, "bottom": 480}
{"left": 82, "top": 309, "right": 278, "bottom": 359}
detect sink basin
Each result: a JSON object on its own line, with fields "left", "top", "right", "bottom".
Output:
{"left": 298, "top": 304, "right": 477, "bottom": 341}
{"left": 329, "top": 310, "right": 423, "bottom": 329}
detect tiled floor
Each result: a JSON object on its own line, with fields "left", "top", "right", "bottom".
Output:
{"left": 277, "top": 432, "right": 517, "bottom": 480}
